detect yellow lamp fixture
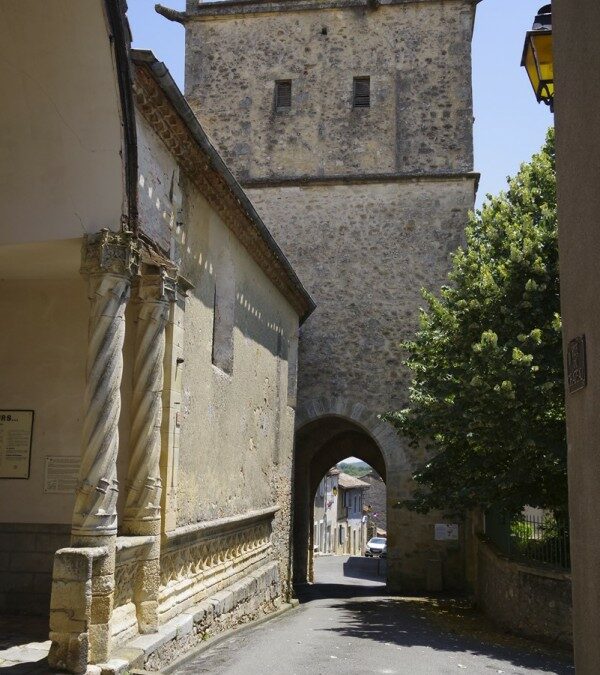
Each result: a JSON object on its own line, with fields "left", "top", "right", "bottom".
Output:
{"left": 522, "top": 4, "right": 554, "bottom": 110}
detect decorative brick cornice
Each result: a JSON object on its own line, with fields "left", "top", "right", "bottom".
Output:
{"left": 131, "top": 57, "right": 315, "bottom": 322}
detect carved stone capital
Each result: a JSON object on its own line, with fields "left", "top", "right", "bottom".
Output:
{"left": 81, "top": 229, "right": 140, "bottom": 278}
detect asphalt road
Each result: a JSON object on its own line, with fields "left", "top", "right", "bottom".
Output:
{"left": 170, "top": 556, "right": 574, "bottom": 675}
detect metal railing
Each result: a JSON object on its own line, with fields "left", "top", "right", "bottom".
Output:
{"left": 485, "top": 508, "right": 570, "bottom": 570}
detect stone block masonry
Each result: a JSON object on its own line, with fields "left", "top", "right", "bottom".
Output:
{"left": 0, "top": 522, "right": 70, "bottom": 616}
{"left": 97, "top": 560, "right": 283, "bottom": 673}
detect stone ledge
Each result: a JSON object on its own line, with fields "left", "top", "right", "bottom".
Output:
{"left": 477, "top": 535, "right": 571, "bottom": 581}
{"left": 241, "top": 171, "right": 480, "bottom": 189}
{"left": 159, "top": 0, "right": 481, "bottom": 21}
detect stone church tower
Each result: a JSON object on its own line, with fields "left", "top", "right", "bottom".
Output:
{"left": 161, "top": 0, "right": 479, "bottom": 591}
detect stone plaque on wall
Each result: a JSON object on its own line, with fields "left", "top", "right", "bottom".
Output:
{"left": 434, "top": 523, "right": 459, "bottom": 541}
{"left": 0, "top": 410, "right": 34, "bottom": 479}
{"left": 44, "top": 456, "right": 80, "bottom": 494}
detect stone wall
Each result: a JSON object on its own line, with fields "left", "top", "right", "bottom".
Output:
{"left": 142, "top": 561, "right": 282, "bottom": 672}
{"left": 247, "top": 179, "right": 475, "bottom": 412}
{"left": 133, "top": 113, "right": 300, "bottom": 605}
{"left": 0, "top": 523, "right": 69, "bottom": 617}
{"left": 181, "top": 0, "right": 478, "bottom": 590}
{"left": 476, "top": 537, "right": 573, "bottom": 647}
{"left": 184, "top": 0, "right": 476, "bottom": 180}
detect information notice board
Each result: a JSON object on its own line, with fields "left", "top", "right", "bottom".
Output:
{"left": 0, "top": 410, "right": 34, "bottom": 479}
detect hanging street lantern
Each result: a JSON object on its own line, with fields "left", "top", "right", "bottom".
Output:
{"left": 521, "top": 4, "right": 554, "bottom": 110}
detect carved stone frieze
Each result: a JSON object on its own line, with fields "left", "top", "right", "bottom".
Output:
{"left": 114, "top": 559, "right": 138, "bottom": 609}
{"left": 158, "top": 519, "right": 273, "bottom": 620}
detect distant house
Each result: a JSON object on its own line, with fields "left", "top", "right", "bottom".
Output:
{"left": 337, "top": 473, "right": 370, "bottom": 555}
{"left": 313, "top": 468, "right": 340, "bottom": 554}
{"left": 313, "top": 470, "right": 369, "bottom": 556}
{"left": 361, "top": 471, "right": 387, "bottom": 536}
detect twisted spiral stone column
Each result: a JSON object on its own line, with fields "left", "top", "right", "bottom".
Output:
{"left": 123, "top": 270, "right": 175, "bottom": 535}
{"left": 71, "top": 230, "right": 138, "bottom": 538}
{"left": 123, "top": 269, "right": 175, "bottom": 634}
{"left": 50, "top": 231, "right": 138, "bottom": 671}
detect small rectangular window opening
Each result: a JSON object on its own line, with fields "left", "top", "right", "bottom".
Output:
{"left": 275, "top": 80, "right": 292, "bottom": 110}
{"left": 353, "top": 76, "right": 370, "bottom": 108}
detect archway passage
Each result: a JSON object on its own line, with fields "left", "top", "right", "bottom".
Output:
{"left": 293, "top": 415, "right": 390, "bottom": 588}
{"left": 293, "top": 399, "right": 468, "bottom": 594}
{"left": 312, "top": 457, "right": 387, "bottom": 590}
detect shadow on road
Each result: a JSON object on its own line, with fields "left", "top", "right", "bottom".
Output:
{"left": 295, "top": 556, "right": 573, "bottom": 675}
{"left": 319, "top": 596, "right": 574, "bottom": 674}
{"left": 342, "top": 555, "right": 386, "bottom": 582}
{"left": 295, "top": 581, "right": 385, "bottom": 602}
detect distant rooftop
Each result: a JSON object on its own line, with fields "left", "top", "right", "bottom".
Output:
{"left": 338, "top": 473, "right": 370, "bottom": 490}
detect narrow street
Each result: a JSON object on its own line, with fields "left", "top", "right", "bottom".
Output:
{"left": 170, "top": 556, "right": 573, "bottom": 675}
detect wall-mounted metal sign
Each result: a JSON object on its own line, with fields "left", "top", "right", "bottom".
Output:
{"left": 567, "top": 334, "right": 587, "bottom": 393}
{"left": 0, "top": 410, "right": 34, "bottom": 479}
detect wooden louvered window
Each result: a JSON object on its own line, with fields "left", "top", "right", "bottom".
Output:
{"left": 353, "top": 76, "right": 370, "bottom": 108}
{"left": 275, "top": 80, "right": 292, "bottom": 110}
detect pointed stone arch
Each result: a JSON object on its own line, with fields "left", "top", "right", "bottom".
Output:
{"left": 292, "top": 397, "right": 413, "bottom": 591}
{"left": 295, "top": 396, "right": 409, "bottom": 473}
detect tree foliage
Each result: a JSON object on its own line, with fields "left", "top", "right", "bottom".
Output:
{"left": 387, "top": 129, "right": 566, "bottom": 515}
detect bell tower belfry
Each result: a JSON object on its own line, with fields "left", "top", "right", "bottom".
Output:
{"left": 158, "top": 0, "right": 480, "bottom": 592}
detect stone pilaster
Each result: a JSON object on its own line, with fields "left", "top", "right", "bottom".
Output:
{"left": 49, "top": 230, "right": 138, "bottom": 672}
{"left": 123, "top": 267, "right": 175, "bottom": 633}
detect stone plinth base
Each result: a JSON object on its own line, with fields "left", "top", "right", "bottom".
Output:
{"left": 47, "top": 545, "right": 111, "bottom": 673}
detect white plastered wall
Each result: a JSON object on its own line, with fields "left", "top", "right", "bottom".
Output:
{"left": 0, "top": 0, "right": 125, "bottom": 246}
{"left": 0, "top": 278, "right": 88, "bottom": 523}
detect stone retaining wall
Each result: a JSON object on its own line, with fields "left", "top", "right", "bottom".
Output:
{"left": 476, "top": 537, "right": 572, "bottom": 647}
{"left": 0, "top": 522, "right": 69, "bottom": 616}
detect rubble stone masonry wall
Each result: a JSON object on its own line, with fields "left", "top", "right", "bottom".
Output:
{"left": 182, "top": 0, "right": 478, "bottom": 592}
{"left": 247, "top": 180, "right": 474, "bottom": 412}
{"left": 184, "top": 0, "right": 475, "bottom": 181}
{"left": 476, "top": 537, "right": 573, "bottom": 647}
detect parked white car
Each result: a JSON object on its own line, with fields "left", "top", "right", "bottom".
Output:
{"left": 365, "top": 537, "right": 387, "bottom": 557}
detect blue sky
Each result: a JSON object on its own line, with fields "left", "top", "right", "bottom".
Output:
{"left": 127, "top": 0, "right": 553, "bottom": 208}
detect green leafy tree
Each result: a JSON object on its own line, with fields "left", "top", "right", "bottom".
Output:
{"left": 387, "top": 129, "right": 566, "bottom": 515}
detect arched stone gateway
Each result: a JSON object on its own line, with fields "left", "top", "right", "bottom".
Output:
{"left": 293, "top": 397, "right": 466, "bottom": 593}
{"left": 176, "top": 0, "right": 478, "bottom": 597}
